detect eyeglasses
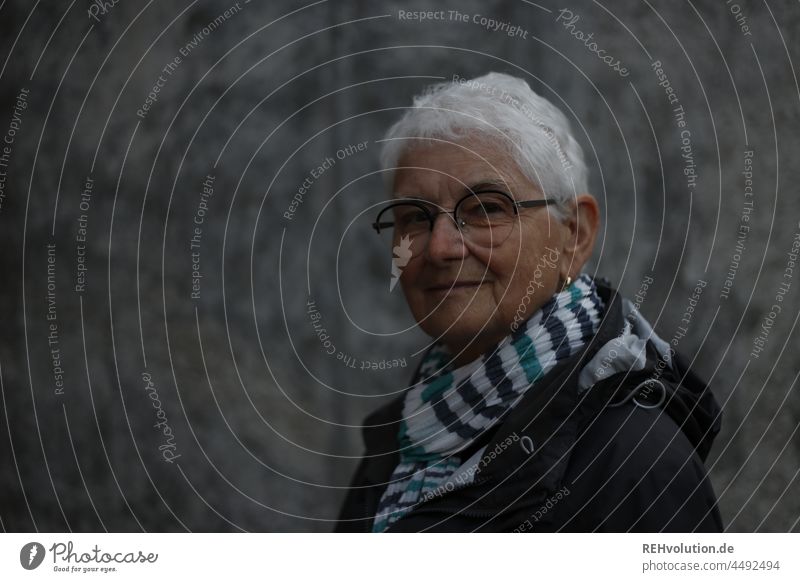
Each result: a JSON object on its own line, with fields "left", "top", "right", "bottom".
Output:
{"left": 372, "top": 189, "right": 556, "bottom": 256}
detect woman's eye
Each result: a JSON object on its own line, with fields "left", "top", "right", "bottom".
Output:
{"left": 463, "top": 199, "right": 509, "bottom": 217}
{"left": 480, "top": 203, "right": 504, "bottom": 214}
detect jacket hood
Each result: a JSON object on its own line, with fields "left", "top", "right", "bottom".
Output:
{"left": 585, "top": 278, "right": 723, "bottom": 462}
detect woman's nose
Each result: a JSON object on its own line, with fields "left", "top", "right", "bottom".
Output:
{"left": 423, "top": 213, "right": 467, "bottom": 263}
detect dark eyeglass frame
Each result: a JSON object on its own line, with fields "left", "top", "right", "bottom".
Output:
{"left": 371, "top": 190, "right": 557, "bottom": 234}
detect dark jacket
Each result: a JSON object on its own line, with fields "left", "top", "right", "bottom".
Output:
{"left": 334, "top": 278, "right": 724, "bottom": 532}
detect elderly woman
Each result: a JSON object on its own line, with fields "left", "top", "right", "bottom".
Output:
{"left": 334, "top": 72, "right": 723, "bottom": 532}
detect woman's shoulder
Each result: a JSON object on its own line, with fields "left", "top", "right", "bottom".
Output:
{"left": 576, "top": 397, "right": 704, "bottom": 471}
{"left": 554, "top": 401, "right": 724, "bottom": 532}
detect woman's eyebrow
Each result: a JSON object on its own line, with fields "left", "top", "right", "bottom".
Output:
{"left": 391, "top": 179, "right": 513, "bottom": 202}
{"left": 388, "top": 195, "right": 441, "bottom": 210}
{"left": 391, "top": 193, "right": 435, "bottom": 203}
{"left": 465, "top": 179, "right": 511, "bottom": 194}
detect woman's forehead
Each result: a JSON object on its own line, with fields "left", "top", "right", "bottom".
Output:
{"left": 392, "top": 147, "right": 524, "bottom": 200}
{"left": 391, "top": 168, "right": 522, "bottom": 203}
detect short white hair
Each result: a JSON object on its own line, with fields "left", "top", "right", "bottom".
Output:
{"left": 379, "top": 72, "right": 589, "bottom": 218}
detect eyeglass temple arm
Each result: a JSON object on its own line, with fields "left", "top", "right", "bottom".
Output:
{"left": 372, "top": 220, "right": 394, "bottom": 233}
{"left": 515, "top": 199, "right": 556, "bottom": 209}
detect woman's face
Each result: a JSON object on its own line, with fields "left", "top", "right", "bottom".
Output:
{"left": 391, "top": 137, "right": 578, "bottom": 366}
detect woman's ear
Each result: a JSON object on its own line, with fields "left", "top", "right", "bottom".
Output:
{"left": 559, "top": 194, "right": 600, "bottom": 280}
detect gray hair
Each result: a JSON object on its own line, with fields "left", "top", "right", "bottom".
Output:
{"left": 379, "top": 72, "right": 589, "bottom": 219}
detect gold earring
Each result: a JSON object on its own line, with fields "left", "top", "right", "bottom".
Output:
{"left": 561, "top": 275, "right": 572, "bottom": 292}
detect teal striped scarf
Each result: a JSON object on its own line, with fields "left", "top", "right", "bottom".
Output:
{"left": 372, "top": 273, "right": 605, "bottom": 532}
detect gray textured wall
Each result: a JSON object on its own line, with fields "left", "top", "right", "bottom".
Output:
{"left": 0, "top": 0, "right": 798, "bottom": 532}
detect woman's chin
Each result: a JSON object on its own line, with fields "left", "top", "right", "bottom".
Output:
{"left": 420, "top": 317, "right": 496, "bottom": 347}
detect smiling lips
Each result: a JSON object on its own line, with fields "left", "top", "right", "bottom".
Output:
{"left": 426, "top": 281, "right": 486, "bottom": 292}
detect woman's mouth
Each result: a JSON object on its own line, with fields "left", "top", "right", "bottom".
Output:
{"left": 426, "top": 281, "right": 485, "bottom": 294}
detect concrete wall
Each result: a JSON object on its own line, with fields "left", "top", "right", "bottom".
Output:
{"left": 0, "top": 0, "right": 797, "bottom": 531}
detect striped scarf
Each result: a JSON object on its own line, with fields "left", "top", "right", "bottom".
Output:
{"left": 372, "top": 272, "right": 605, "bottom": 532}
